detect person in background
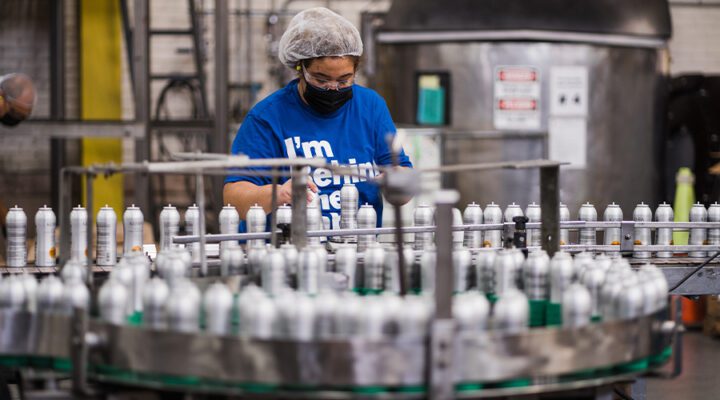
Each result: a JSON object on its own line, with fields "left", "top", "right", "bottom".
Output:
{"left": 223, "top": 7, "right": 412, "bottom": 231}
{"left": 0, "top": 73, "right": 35, "bottom": 126}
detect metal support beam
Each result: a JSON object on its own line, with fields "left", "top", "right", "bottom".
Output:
{"left": 433, "top": 190, "right": 457, "bottom": 318}
{"left": 50, "top": 0, "right": 66, "bottom": 216}
{"left": 133, "top": 0, "right": 151, "bottom": 213}
{"left": 429, "top": 190, "right": 459, "bottom": 400}
{"left": 0, "top": 121, "right": 146, "bottom": 139}
{"left": 70, "top": 308, "right": 90, "bottom": 396}
{"left": 290, "top": 168, "right": 308, "bottom": 248}
{"left": 85, "top": 173, "right": 94, "bottom": 288}
{"left": 212, "top": 0, "right": 230, "bottom": 227}
{"left": 58, "top": 170, "right": 71, "bottom": 264}
{"left": 120, "top": 0, "right": 134, "bottom": 86}
{"left": 540, "top": 166, "right": 560, "bottom": 256}
{"left": 196, "top": 173, "right": 208, "bottom": 276}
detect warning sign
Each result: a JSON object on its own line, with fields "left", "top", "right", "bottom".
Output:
{"left": 494, "top": 66, "right": 541, "bottom": 131}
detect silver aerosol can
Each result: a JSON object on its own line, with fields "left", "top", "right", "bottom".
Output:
{"left": 159, "top": 205, "right": 181, "bottom": 251}
{"left": 632, "top": 203, "right": 653, "bottom": 259}
{"left": 96, "top": 205, "right": 117, "bottom": 266}
{"left": 5, "top": 206, "right": 27, "bottom": 267}
{"left": 35, "top": 206, "right": 56, "bottom": 267}
{"left": 655, "top": 202, "right": 674, "bottom": 258}
{"left": 123, "top": 205, "right": 144, "bottom": 255}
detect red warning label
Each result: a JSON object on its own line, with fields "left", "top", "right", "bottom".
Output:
{"left": 498, "top": 99, "right": 537, "bottom": 111}
{"left": 494, "top": 66, "right": 541, "bottom": 130}
{"left": 498, "top": 68, "right": 538, "bottom": 82}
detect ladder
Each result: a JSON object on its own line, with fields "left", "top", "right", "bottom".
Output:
{"left": 121, "top": 0, "right": 209, "bottom": 119}
{"left": 120, "top": 0, "right": 216, "bottom": 236}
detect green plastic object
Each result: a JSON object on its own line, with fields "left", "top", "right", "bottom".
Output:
{"left": 94, "top": 364, "right": 138, "bottom": 380}
{"left": 52, "top": 358, "right": 73, "bottom": 372}
{"left": 563, "top": 368, "right": 597, "bottom": 380}
{"left": 29, "top": 356, "right": 54, "bottom": 369}
{"left": 362, "top": 289, "right": 384, "bottom": 296}
{"left": 395, "top": 385, "right": 426, "bottom": 393}
{"left": 456, "top": 382, "right": 483, "bottom": 391}
{"left": 649, "top": 346, "right": 673, "bottom": 367}
{"left": 159, "top": 374, "right": 202, "bottom": 386}
{"left": 236, "top": 382, "right": 278, "bottom": 393}
{"left": 615, "top": 358, "right": 650, "bottom": 373}
{"left": 127, "top": 311, "right": 143, "bottom": 326}
{"left": 545, "top": 302, "right": 562, "bottom": 326}
{"left": 486, "top": 293, "right": 498, "bottom": 304}
{"left": 673, "top": 167, "right": 695, "bottom": 246}
{"left": 491, "top": 378, "right": 532, "bottom": 388}
{"left": 351, "top": 386, "right": 389, "bottom": 394}
{"left": 529, "top": 300, "right": 548, "bottom": 327}
{"left": 0, "top": 356, "right": 28, "bottom": 367}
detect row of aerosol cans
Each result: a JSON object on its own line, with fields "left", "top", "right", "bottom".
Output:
{"left": 0, "top": 245, "right": 668, "bottom": 339}
{"left": 411, "top": 202, "right": 546, "bottom": 252}
{"left": 0, "top": 260, "right": 90, "bottom": 315}
{"left": 5, "top": 204, "right": 94, "bottom": 267}
{"left": 479, "top": 249, "right": 668, "bottom": 323}
{"left": 0, "top": 249, "right": 169, "bottom": 321}
{"left": 90, "top": 278, "right": 539, "bottom": 339}
{"left": 578, "top": 201, "right": 720, "bottom": 258}
{"left": 241, "top": 183, "right": 366, "bottom": 246}
{"left": 91, "top": 251, "right": 667, "bottom": 338}
{"left": 211, "top": 238, "right": 669, "bottom": 327}
{"left": 410, "top": 201, "right": 720, "bottom": 258}
{"left": 4, "top": 202, "right": 234, "bottom": 268}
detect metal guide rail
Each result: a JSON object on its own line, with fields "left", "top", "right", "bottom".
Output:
{"left": 173, "top": 219, "right": 720, "bottom": 254}
{"left": 0, "top": 309, "right": 674, "bottom": 398}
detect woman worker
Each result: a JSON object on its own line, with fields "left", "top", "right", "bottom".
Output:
{"left": 223, "top": 7, "right": 412, "bottom": 231}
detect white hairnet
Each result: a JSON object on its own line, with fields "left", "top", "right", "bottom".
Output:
{"left": 278, "top": 7, "right": 363, "bottom": 69}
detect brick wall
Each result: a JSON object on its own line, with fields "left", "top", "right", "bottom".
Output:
{"left": 669, "top": 2, "right": 720, "bottom": 74}
{"left": 0, "top": 0, "right": 53, "bottom": 224}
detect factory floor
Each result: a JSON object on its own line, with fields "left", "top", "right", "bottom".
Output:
{"left": 646, "top": 330, "right": 720, "bottom": 399}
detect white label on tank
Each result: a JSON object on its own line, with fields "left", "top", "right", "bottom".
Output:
{"left": 493, "top": 66, "right": 541, "bottom": 131}
{"left": 550, "top": 66, "right": 589, "bottom": 117}
{"left": 549, "top": 117, "right": 587, "bottom": 169}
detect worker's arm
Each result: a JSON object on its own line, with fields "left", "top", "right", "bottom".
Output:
{"left": 223, "top": 179, "right": 318, "bottom": 217}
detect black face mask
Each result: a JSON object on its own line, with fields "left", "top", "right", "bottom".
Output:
{"left": 303, "top": 82, "right": 353, "bottom": 114}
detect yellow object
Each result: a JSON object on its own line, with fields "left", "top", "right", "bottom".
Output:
{"left": 80, "top": 0, "right": 124, "bottom": 219}
{"left": 418, "top": 75, "right": 441, "bottom": 89}
{"left": 673, "top": 167, "right": 695, "bottom": 245}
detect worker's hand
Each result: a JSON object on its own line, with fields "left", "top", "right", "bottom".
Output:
{"left": 376, "top": 166, "right": 417, "bottom": 206}
{"left": 374, "top": 165, "right": 409, "bottom": 182}
{"left": 277, "top": 179, "right": 318, "bottom": 205}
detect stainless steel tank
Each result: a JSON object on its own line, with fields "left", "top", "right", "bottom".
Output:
{"left": 370, "top": 0, "right": 671, "bottom": 211}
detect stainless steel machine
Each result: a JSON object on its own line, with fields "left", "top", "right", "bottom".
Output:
{"left": 367, "top": 0, "right": 672, "bottom": 214}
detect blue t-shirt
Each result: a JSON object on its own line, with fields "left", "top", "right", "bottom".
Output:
{"left": 225, "top": 79, "right": 412, "bottom": 230}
